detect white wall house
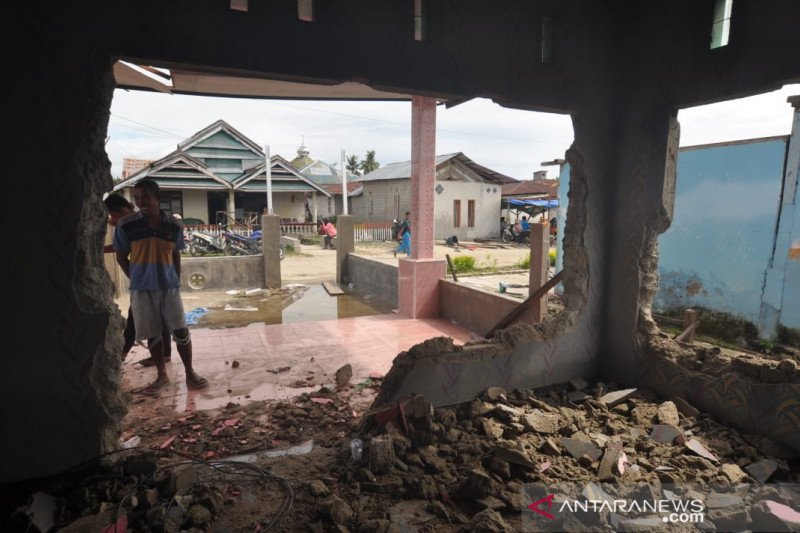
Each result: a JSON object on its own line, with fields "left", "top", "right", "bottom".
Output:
{"left": 354, "top": 153, "right": 517, "bottom": 240}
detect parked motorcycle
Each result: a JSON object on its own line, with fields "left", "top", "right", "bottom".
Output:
{"left": 249, "top": 230, "right": 285, "bottom": 261}
{"left": 188, "top": 229, "right": 226, "bottom": 256}
{"left": 225, "top": 231, "right": 262, "bottom": 255}
{"left": 501, "top": 225, "right": 530, "bottom": 246}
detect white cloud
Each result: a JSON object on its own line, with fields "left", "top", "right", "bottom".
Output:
{"left": 107, "top": 82, "right": 799, "bottom": 184}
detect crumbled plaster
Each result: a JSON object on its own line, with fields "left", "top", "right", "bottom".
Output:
{"left": 73, "top": 58, "right": 128, "bottom": 456}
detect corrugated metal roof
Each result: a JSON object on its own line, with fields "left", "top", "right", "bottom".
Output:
{"left": 147, "top": 178, "right": 229, "bottom": 189}
{"left": 356, "top": 153, "right": 516, "bottom": 184}
{"left": 236, "top": 182, "right": 317, "bottom": 192}
{"left": 501, "top": 179, "right": 559, "bottom": 197}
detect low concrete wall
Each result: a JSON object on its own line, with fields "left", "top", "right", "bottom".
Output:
{"left": 181, "top": 255, "right": 264, "bottom": 291}
{"left": 347, "top": 254, "right": 398, "bottom": 307}
{"left": 439, "top": 280, "right": 520, "bottom": 336}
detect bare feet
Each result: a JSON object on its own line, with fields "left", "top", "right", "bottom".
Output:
{"left": 186, "top": 373, "right": 209, "bottom": 390}
{"left": 133, "top": 376, "right": 170, "bottom": 396}
{"left": 138, "top": 356, "right": 172, "bottom": 367}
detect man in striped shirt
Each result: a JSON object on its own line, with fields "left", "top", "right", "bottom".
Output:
{"left": 114, "top": 179, "right": 208, "bottom": 395}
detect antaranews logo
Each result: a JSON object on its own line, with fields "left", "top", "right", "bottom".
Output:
{"left": 527, "top": 494, "right": 557, "bottom": 520}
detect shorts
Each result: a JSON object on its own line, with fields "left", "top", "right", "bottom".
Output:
{"left": 130, "top": 288, "right": 187, "bottom": 342}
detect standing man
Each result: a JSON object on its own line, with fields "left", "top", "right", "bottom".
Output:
{"left": 393, "top": 211, "right": 411, "bottom": 258}
{"left": 114, "top": 179, "right": 208, "bottom": 395}
{"left": 103, "top": 193, "right": 172, "bottom": 364}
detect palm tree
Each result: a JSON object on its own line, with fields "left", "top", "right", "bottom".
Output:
{"left": 359, "top": 150, "right": 380, "bottom": 175}
{"left": 346, "top": 154, "right": 361, "bottom": 176}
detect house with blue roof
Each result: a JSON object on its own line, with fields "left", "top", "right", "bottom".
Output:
{"left": 113, "top": 120, "right": 330, "bottom": 224}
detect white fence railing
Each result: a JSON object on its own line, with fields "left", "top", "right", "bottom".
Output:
{"left": 354, "top": 223, "right": 392, "bottom": 243}
{"left": 187, "top": 222, "right": 394, "bottom": 243}
{"left": 185, "top": 225, "right": 253, "bottom": 238}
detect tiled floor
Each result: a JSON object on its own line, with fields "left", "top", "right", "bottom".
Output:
{"left": 122, "top": 314, "right": 475, "bottom": 413}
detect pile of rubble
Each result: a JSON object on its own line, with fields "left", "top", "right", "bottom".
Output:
{"left": 7, "top": 379, "right": 799, "bottom": 532}
{"left": 307, "top": 381, "right": 798, "bottom": 531}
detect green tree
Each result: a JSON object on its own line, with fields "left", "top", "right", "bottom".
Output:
{"left": 346, "top": 154, "right": 361, "bottom": 177}
{"left": 359, "top": 150, "right": 380, "bottom": 174}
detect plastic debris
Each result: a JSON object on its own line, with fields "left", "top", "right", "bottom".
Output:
{"left": 184, "top": 307, "right": 208, "bottom": 325}
{"left": 224, "top": 304, "right": 258, "bottom": 312}
{"left": 120, "top": 435, "right": 141, "bottom": 449}
{"left": 264, "top": 439, "right": 314, "bottom": 458}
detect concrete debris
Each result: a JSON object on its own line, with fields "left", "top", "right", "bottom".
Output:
{"left": 560, "top": 438, "right": 602, "bottom": 462}
{"left": 598, "top": 388, "right": 637, "bottom": 407}
{"left": 566, "top": 390, "right": 591, "bottom": 403}
{"left": 649, "top": 424, "right": 685, "bottom": 444}
{"left": 720, "top": 462, "right": 748, "bottom": 483}
{"left": 460, "top": 469, "right": 496, "bottom": 499}
{"left": 470, "top": 508, "right": 514, "bottom": 533}
{"left": 520, "top": 410, "right": 560, "bottom": 434}
{"left": 481, "top": 419, "right": 504, "bottom": 439}
{"left": 706, "top": 492, "right": 744, "bottom": 509}
{"left": 319, "top": 494, "right": 354, "bottom": 525}
{"left": 388, "top": 499, "right": 436, "bottom": 527}
{"left": 335, "top": 364, "right": 353, "bottom": 388}
{"left": 309, "top": 480, "right": 330, "bottom": 497}
{"left": 493, "top": 445, "right": 536, "bottom": 469}
{"left": 685, "top": 438, "right": 720, "bottom": 463}
{"left": 671, "top": 396, "right": 700, "bottom": 418}
{"left": 22, "top": 380, "right": 800, "bottom": 532}
{"left": 483, "top": 386, "right": 508, "bottom": 402}
{"left": 656, "top": 401, "right": 680, "bottom": 425}
{"left": 539, "top": 438, "right": 561, "bottom": 456}
{"left": 746, "top": 459, "right": 779, "bottom": 483}
{"left": 597, "top": 448, "right": 624, "bottom": 480}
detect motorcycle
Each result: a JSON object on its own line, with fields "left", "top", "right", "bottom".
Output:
{"left": 501, "top": 225, "right": 530, "bottom": 245}
{"left": 225, "top": 231, "right": 262, "bottom": 255}
{"left": 249, "top": 230, "right": 285, "bottom": 261}
{"left": 188, "top": 229, "right": 226, "bottom": 256}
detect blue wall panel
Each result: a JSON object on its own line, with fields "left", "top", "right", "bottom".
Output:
{"left": 655, "top": 139, "right": 788, "bottom": 323}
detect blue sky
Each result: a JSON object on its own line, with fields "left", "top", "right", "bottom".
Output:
{"left": 107, "top": 84, "right": 799, "bottom": 181}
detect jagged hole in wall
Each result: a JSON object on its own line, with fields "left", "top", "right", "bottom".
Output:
{"left": 646, "top": 87, "right": 800, "bottom": 357}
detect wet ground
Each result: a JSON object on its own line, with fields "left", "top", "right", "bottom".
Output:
{"left": 195, "top": 285, "right": 394, "bottom": 329}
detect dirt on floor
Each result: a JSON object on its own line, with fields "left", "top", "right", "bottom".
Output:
{"left": 9, "top": 373, "right": 799, "bottom": 532}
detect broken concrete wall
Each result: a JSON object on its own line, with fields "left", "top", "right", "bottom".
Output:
{"left": 5, "top": 17, "right": 126, "bottom": 482}
{"left": 655, "top": 136, "right": 792, "bottom": 332}
{"left": 347, "top": 254, "right": 398, "bottom": 308}
{"left": 602, "top": 1, "right": 800, "bottom": 452}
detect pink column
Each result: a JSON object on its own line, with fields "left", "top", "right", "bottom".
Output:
{"left": 399, "top": 96, "right": 446, "bottom": 318}
{"left": 410, "top": 96, "right": 436, "bottom": 259}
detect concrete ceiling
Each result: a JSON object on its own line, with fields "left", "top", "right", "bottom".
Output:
{"left": 113, "top": 60, "right": 418, "bottom": 101}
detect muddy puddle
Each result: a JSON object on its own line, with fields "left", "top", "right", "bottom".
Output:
{"left": 193, "top": 284, "right": 394, "bottom": 328}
